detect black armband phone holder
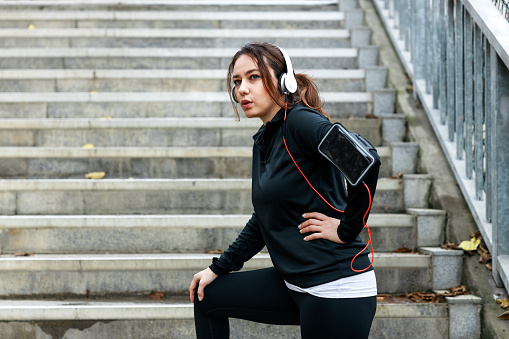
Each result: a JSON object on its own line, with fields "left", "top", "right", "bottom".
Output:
{"left": 318, "top": 123, "right": 377, "bottom": 187}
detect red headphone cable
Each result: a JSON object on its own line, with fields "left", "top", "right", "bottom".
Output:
{"left": 283, "top": 102, "right": 374, "bottom": 272}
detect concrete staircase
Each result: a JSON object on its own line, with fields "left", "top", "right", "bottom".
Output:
{"left": 0, "top": 0, "right": 481, "bottom": 338}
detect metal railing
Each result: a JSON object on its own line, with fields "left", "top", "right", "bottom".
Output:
{"left": 372, "top": 0, "right": 509, "bottom": 291}
{"left": 492, "top": 0, "right": 509, "bottom": 21}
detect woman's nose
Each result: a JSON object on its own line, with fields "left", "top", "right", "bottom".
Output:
{"left": 238, "top": 81, "right": 249, "bottom": 95}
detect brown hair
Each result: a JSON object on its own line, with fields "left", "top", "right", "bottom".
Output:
{"left": 227, "top": 42, "right": 330, "bottom": 121}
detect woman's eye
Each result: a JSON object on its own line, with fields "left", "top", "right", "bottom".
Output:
{"left": 233, "top": 80, "right": 241, "bottom": 86}
{"left": 250, "top": 74, "right": 260, "bottom": 80}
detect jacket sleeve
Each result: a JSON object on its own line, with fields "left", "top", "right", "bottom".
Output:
{"left": 337, "top": 149, "right": 381, "bottom": 242}
{"left": 209, "top": 213, "right": 265, "bottom": 275}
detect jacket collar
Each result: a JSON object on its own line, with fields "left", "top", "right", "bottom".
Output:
{"left": 253, "top": 107, "right": 286, "bottom": 150}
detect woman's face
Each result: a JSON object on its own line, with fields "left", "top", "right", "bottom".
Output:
{"left": 232, "top": 54, "right": 281, "bottom": 124}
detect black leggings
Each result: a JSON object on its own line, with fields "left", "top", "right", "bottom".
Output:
{"left": 193, "top": 267, "right": 377, "bottom": 339}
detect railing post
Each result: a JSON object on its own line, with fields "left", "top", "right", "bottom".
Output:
{"left": 484, "top": 42, "right": 492, "bottom": 224}
{"left": 439, "top": 0, "right": 447, "bottom": 124}
{"left": 432, "top": 0, "right": 440, "bottom": 109}
{"left": 455, "top": 0, "right": 465, "bottom": 160}
{"left": 414, "top": 0, "right": 425, "bottom": 80}
{"left": 473, "top": 25, "right": 484, "bottom": 201}
{"left": 490, "top": 50, "right": 509, "bottom": 287}
{"left": 447, "top": 0, "right": 456, "bottom": 141}
{"left": 464, "top": 8, "right": 473, "bottom": 180}
{"left": 425, "top": 0, "right": 432, "bottom": 94}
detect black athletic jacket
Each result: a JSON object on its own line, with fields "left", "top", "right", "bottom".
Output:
{"left": 210, "top": 104, "right": 381, "bottom": 288}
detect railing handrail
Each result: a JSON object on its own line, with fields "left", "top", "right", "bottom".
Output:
{"left": 466, "top": 0, "right": 509, "bottom": 69}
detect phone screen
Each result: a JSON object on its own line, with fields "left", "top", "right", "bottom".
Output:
{"left": 318, "top": 124, "right": 374, "bottom": 186}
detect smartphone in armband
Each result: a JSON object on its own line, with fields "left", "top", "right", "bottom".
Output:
{"left": 318, "top": 123, "right": 377, "bottom": 187}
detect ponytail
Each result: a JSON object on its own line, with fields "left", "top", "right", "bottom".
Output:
{"left": 290, "top": 73, "right": 331, "bottom": 121}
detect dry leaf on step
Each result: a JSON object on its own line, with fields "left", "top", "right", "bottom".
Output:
{"left": 28, "top": 24, "right": 35, "bottom": 30}
{"left": 82, "top": 144, "right": 95, "bottom": 149}
{"left": 496, "top": 298, "right": 509, "bottom": 309}
{"left": 206, "top": 250, "right": 224, "bottom": 254}
{"left": 498, "top": 310, "right": 509, "bottom": 320}
{"left": 85, "top": 171, "right": 106, "bottom": 179}
{"left": 458, "top": 237, "right": 481, "bottom": 252}
{"left": 148, "top": 292, "right": 165, "bottom": 299}
{"left": 478, "top": 252, "right": 492, "bottom": 264}
{"left": 394, "top": 247, "right": 414, "bottom": 253}
{"left": 441, "top": 241, "right": 461, "bottom": 250}
{"left": 15, "top": 252, "right": 34, "bottom": 256}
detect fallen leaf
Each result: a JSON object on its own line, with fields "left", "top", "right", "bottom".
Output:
{"left": 496, "top": 298, "right": 509, "bottom": 309}
{"left": 406, "top": 291, "right": 438, "bottom": 303}
{"left": 448, "top": 285, "right": 468, "bottom": 296}
{"left": 498, "top": 310, "right": 509, "bottom": 320}
{"left": 206, "top": 250, "right": 224, "bottom": 254}
{"left": 104, "top": 115, "right": 112, "bottom": 120}
{"left": 85, "top": 171, "right": 106, "bottom": 179}
{"left": 395, "top": 247, "right": 414, "bottom": 253}
{"left": 391, "top": 172, "right": 404, "bottom": 179}
{"left": 477, "top": 244, "right": 489, "bottom": 254}
{"left": 458, "top": 237, "right": 481, "bottom": 251}
{"left": 82, "top": 143, "right": 95, "bottom": 149}
{"left": 148, "top": 292, "right": 165, "bottom": 299}
{"left": 28, "top": 24, "right": 35, "bottom": 30}
{"left": 441, "top": 241, "right": 461, "bottom": 250}
{"left": 365, "top": 114, "right": 377, "bottom": 119}
{"left": 478, "top": 252, "right": 492, "bottom": 264}
{"left": 14, "top": 252, "right": 34, "bottom": 256}
{"left": 86, "top": 289, "right": 90, "bottom": 299}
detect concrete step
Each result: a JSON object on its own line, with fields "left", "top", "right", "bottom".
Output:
{"left": 0, "top": 28, "right": 371, "bottom": 49}
{"left": 0, "top": 117, "right": 260, "bottom": 148}
{"left": 0, "top": 296, "right": 476, "bottom": 339}
{"left": 0, "top": 67, "right": 388, "bottom": 92}
{"left": 0, "top": 250, "right": 463, "bottom": 296}
{"left": 0, "top": 47, "right": 379, "bottom": 70}
{"left": 0, "top": 177, "right": 413, "bottom": 215}
{"left": 0, "top": 0, "right": 343, "bottom": 12}
{"left": 0, "top": 10, "right": 364, "bottom": 29}
{"left": 0, "top": 114, "right": 407, "bottom": 149}
{"left": 0, "top": 211, "right": 446, "bottom": 254}
{"left": 0, "top": 116, "right": 387, "bottom": 147}
{"left": 0, "top": 146, "right": 253, "bottom": 179}
{"left": 0, "top": 90, "right": 395, "bottom": 119}
{"left": 0, "top": 144, "right": 415, "bottom": 179}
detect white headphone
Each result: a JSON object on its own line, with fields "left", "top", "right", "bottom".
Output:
{"left": 232, "top": 45, "right": 297, "bottom": 103}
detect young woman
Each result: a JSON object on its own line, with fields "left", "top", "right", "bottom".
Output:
{"left": 189, "top": 42, "right": 380, "bottom": 339}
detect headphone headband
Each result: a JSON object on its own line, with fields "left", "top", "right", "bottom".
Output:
{"left": 275, "top": 45, "right": 298, "bottom": 95}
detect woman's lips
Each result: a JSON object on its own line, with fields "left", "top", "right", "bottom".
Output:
{"left": 241, "top": 100, "right": 252, "bottom": 109}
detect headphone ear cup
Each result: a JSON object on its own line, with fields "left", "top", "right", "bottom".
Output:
{"left": 279, "top": 73, "right": 288, "bottom": 94}
{"left": 231, "top": 85, "right": 239, "bottom": 103}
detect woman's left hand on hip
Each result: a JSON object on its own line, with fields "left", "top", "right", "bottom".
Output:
{"left": 299, "top": 212, "right": 346, "bottom": 244}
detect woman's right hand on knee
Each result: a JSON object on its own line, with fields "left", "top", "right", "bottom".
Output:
{"left": 189, "top": 267, "right": 218, "bottom": 302}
